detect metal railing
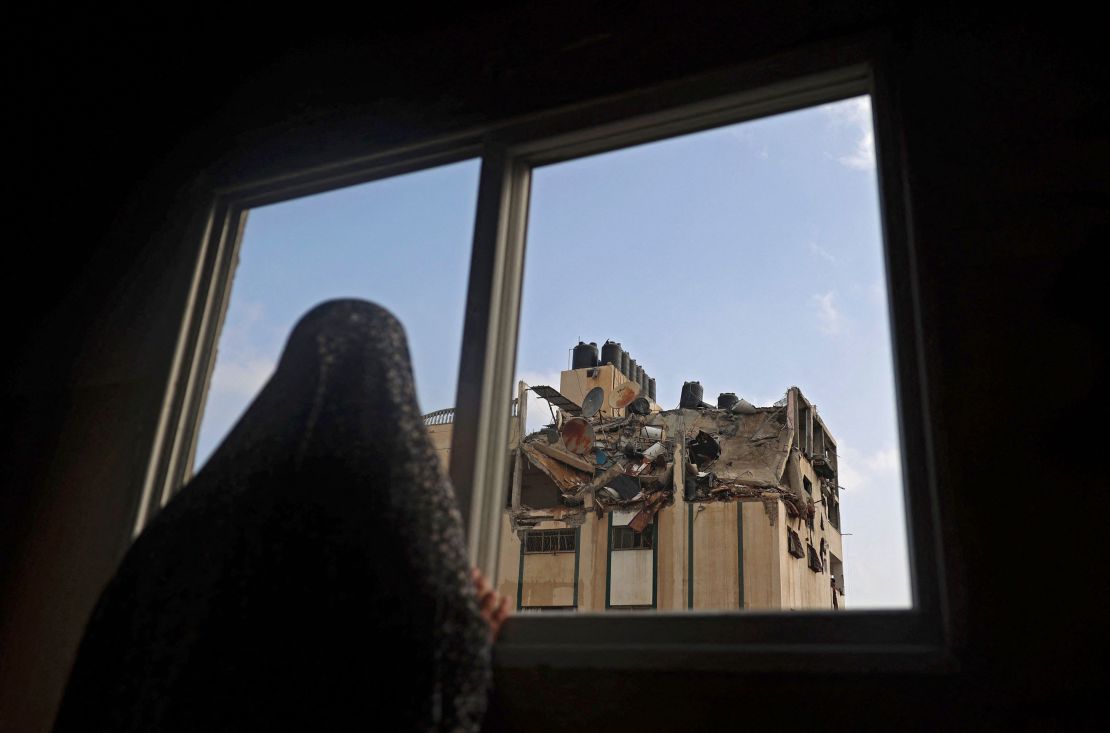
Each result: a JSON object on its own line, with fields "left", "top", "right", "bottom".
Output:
{"left": 423, "top": 398, "right": 518, "bottom": 426}
{"left": 423, "top": 407, "right": 455, "bottom": 426}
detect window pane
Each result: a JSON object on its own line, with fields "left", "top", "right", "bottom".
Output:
{"left": 501, "top": 95, "right": 910, "bottom": 612}
{"left": 193, "top": 160, "right": 481, "bottom": 473}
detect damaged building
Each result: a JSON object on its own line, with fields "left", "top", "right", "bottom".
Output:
{"left": 425, "top": 339, "right": 846, "bottom": 612}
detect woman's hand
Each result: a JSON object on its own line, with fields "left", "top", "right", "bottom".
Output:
{"left": 471, "top": 567, "right": 510, "bottom": 641}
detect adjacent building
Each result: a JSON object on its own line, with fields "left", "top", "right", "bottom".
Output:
{"left": 425, "top": 340, "right": 846, "bottom": 612}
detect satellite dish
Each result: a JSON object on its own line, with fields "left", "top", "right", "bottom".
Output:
{"left": 628, "top": 397, "right": 650, "bottom": 415}
{"left": 581, "top": 386, "right": 605, "bottom": 418}
{"left": 609, "top": 380, "right": 641, "bottom": 409}
{"left": 560, "top": 417, "right": 595, "bottom": 454}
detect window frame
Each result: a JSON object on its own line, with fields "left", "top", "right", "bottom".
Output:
{"left": 523, "top": 528, "right": 578, "bottom": 555}
{"left": 137, "top": 41, "right": 950, "bottom": 675}
{"left": 610, "top": 524, "right": 655, "bottom": 552}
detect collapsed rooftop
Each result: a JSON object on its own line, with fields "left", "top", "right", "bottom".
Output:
{"left": 508, "top": 341, "right": 841, "bottom": 541}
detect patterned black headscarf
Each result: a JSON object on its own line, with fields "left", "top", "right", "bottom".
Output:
{"left": 55, "top": 300, "right": 491, "bottom": 732}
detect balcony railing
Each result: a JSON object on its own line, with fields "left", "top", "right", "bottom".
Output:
{"left": 423, "top": 398, "right": 519, "bottom": 426}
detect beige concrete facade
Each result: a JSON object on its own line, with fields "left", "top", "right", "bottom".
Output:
{"left": 484, "top": 496, "right": 841, "bottom": 613}
{"left": 556, "top": 364, "right": 660, "bottom": 420}
{"left": 426, "top": 422, "right": 453, "bottom": 471}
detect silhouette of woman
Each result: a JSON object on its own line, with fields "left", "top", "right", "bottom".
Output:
{"left": 55, "top": 300, "right": 506, "bottom": 732}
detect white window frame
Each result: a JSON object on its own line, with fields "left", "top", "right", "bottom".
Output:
{"left": 136, "top": 45, "right": 950, "bottom": 675}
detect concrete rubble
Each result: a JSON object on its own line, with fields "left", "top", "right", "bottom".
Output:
{"left": 511, "top": 391, "right": 821, "bottom": 536}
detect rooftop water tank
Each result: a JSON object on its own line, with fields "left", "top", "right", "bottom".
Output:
{"left": 572, "top": 341, "right": 599, "bottom": 369}
{"left": 601, "top": 340, "right": 623, "bottom": 370}
{"left": 680, "top": 381, "right": 704, "bottom": 409}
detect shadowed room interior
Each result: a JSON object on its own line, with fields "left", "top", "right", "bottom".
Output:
{"left": 4, "top": 4, "right": 1104, "bottom": 730}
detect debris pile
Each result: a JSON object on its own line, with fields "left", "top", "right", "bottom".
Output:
{"left": 512, "top": 382, "right": 819, "bottom": 535}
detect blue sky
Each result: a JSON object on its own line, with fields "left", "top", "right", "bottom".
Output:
{"left": 195, "top": 95, "right": 910, "bottom": 608}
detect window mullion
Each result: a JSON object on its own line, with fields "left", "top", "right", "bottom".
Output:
{"left": 450, "top": 143, "right": 531, "bottom": 576}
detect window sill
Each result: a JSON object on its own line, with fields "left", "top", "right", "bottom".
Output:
{"left": 492, "top": 609, "right": 952, "bottom": 674}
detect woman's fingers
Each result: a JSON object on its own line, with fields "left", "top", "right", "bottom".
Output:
{"left": 471, "top": 566, "right": 511, "bottom": 639}
{"left": 488, "top": 595, "right": 511, "bottom": 638}
{"left": 479, "top": 587, "right": 499, "bottom": 614}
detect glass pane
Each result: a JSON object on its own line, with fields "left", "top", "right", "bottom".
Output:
{"left": 193, "top": 160, "right": 481, "bottom": 473}
{"left": 499, "top": 95, "right": 910, "bottom": 612}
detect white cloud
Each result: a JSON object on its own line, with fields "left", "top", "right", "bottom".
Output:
{"left": 808, "top": 240, "right": 836, "bottom": 263}
{"left": 840, "top": 128, "right": 875, "bottom": 170}
{"left": 206, "top": 300, "right": 280, "bottom": 399}
{"left": 739, "top": 389, "right": 787, "bottom": 409}
{"left": 837, "top": 446, "right": 901, "bottom": 496}
{"left": 835, "top": 445, "right": 911, "bottom": 608}
{"left": 516, "top": 370, "right": 565, "bottom": 434}
{"left": 209, "top": 357, "right": 276, "bottom": 398}
{"left": 813, "top": 290, "right": 843, "bottom": 335}
{"left": 822, "top": 96, "right": 876, "bottom": 171}
{"left": 865, "top": 446, "right": 900, "bottom": 474}
{"left": 835, "top": 460, "right": 864, "bottom": 496}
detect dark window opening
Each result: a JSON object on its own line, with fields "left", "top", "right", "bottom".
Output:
{"left": 787, "top": 528, "right": 805, "bottom": 559}
{"left": 797, "top": 405, "right": 811, "bottom": 454}
{"left": 519, "top": 460, "right": 564, "bottom": 508}
{"left": 829, "top": 553, "right": 845, "bottom": 595}
{"left": 807, "top": 543, "right": 824, "bottom": 573}
{"left": 611, "top": 523, "right": 655, "bottom": 551}
{"left": 524, "top": 528, "right": 577, "bottom": 554}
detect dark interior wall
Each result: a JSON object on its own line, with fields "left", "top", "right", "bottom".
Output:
{"left": 4, "top": 5, "right": 1104, "bottom": 730}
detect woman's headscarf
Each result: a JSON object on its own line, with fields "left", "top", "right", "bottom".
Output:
{"left": 55, "top": 300, "right": 491, "bottom": 732}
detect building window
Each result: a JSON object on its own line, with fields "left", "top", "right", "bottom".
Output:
{"left": 524, "top": 528, "right": 577, "bottom": 554}
{"left": 808, "top": 543, "right": 824, "bottom": 573}
{"left": 149, "top": 58, "right": 944, "bottom": 669}
{"left": 611, "top": 524, "right": 655, "bottom": 551}
{"left": 607, "top": 509, "right": 657, "bottom": 609}
{"left": 787, "top": 528, "right": 806, "bottom": 559}
{"left": 798, "top": 405, "right": 811, "bottom": 454}
{"left": 829, "top": 553, "right": 845, "bottom": 595}
{"left": 502, "top": 82, "right": 911, "bottom": 613}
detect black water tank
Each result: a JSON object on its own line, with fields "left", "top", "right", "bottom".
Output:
{"left": 718, "top": 392, "right": 739, "bottom": 410}
{"left": 638, "top": 368, "right": 647, "bottom": 391}
{"left": 680, "top": 381, "right": 704, "bottom": 408}
{"left": 620, "top": 351, "right": 630, "bottom": 378}
{"left": 648, "top": 377, "right": 656, "bottom": 401}
{"left": 572, "top": 341, "right": 599, "bottom": 369}
{"left": 628, "top": 358, "right": 638, "bottom": 383}
{"left": 601, "top": 340, "right": 623, "bottom": 370}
